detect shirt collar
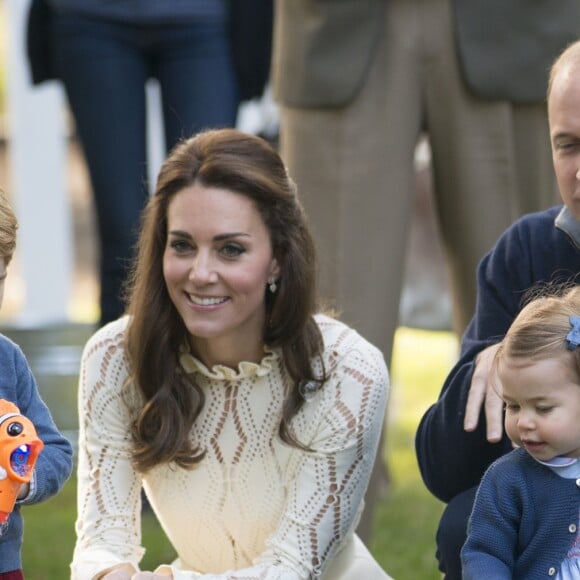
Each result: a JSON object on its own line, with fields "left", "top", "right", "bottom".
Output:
{"left": 555, "top": 206, "right": 580, "bottom": 250}
{"left": 535, "top": 454, "right": 580, "bottom": 479}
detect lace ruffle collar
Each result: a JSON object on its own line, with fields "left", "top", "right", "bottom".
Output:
{"left": 179, "top": 346, "right": 278, "bottom": 380}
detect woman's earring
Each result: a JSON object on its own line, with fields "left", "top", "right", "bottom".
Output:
{"left": 269, "top": 280, "right": 277, "bottom": 293}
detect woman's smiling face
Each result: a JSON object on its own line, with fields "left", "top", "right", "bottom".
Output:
{"left": 163, "top": 183, "right": 280, "bottom": 368}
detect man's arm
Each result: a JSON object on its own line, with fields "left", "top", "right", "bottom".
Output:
{"left": 415, "top": 346, "right": 510, "bottom": 502}
{"left": 415, "top": 233, "right": 526, "bottom": 502}
{"left": 463, "top": 343, "right": 503, "bottom": 442}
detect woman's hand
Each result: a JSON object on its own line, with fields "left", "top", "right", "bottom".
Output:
{"left": 100, "top": 563, "right": 138, "bottom": 579}
{"left": 102, "top": 572, "right": 132, "bottom": 580}
{"left": 101, "top": 566, "right": 172, "bottom": 579}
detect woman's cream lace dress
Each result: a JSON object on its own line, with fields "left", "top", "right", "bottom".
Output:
{"left": 71, "top": 314, "right": 392, "bottom": 579}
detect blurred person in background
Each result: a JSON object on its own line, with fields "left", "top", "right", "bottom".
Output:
{"left": 28, "top": 0, "right": 243, "bottom": 327}
{"left": 271, "top": 0, "right": 579, "bottom": 547}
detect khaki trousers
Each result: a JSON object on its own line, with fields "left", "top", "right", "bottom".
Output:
{"left": 279, "top": 0, "right": 555, "bottom": 543}
{"left": 280, "top": 0, "right": 555, "bottom": 358}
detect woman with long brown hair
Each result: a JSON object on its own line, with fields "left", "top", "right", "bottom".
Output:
{"left": 71, "top": 129, "right": 391, "bottom": 579}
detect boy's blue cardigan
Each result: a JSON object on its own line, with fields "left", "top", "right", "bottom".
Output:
{"left": 0, "top": 333, "right": 73, "bottom": 573}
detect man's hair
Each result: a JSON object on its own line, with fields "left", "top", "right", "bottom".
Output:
{"left": 0, "top": 191, "right": 18, "bottom": 263}
{"left": 547, "top": 39, "right": 580, "bottom": 100}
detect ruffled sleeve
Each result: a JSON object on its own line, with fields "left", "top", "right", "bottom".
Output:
{"left": 71, "top": 317, "right": 145, "bottom": 580}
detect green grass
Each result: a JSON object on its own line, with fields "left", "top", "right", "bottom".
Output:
{"left": 21, "top": 327, "right": 457, "bottom": 579}
{"left": 371, "top": 328, "right": 457, "bottom": 579}
{"left": 21, "top": 479, "right": 177, "bottom": 578}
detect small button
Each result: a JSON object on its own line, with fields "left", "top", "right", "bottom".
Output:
{"left": 576, "top": 478, "right": 580, "bottom": 487}
{"left": 548, "top": 567, "right": 556, "bottom": 576}
{"left": 569, "top": 523, "right": 577, "bottom": 533}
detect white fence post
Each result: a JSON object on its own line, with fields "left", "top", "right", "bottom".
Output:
{"left": 4, "top": 0, "right": 73, "bottom": 325}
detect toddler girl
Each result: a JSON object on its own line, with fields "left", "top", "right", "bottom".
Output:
{"left": 462, "top": 285, "right": 580, "bottom": 579}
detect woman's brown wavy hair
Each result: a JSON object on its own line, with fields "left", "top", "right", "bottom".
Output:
{"left": 124, "top": 128, "right": 326, "bottom": 472}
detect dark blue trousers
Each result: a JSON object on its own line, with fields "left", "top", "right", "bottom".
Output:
{"left": 436, "top": 485, "right": 478, "bottom": 579}
{"left": 51, "top": 13, "right": 239, "bottom": 324}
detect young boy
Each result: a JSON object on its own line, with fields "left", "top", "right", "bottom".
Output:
{"left": 0, "top": 190, "right": 73, "bottom": 579}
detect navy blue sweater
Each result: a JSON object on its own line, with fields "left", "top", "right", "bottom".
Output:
{"left": 415, "top": 206, "right": 580, "bottom": 502}
{"left": 461, "top": 448, "right": 580, "bottom": 579}
{"left": 0, "top": 334, "right": 73, "bottom": 573}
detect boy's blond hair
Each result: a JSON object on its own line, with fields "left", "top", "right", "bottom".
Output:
{"left": 0, "top": 190, "right": 18, "bottom": 263}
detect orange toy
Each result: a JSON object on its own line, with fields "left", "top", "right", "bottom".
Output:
{"left": 0, "top": 400, "right": 44, "bottom": 523}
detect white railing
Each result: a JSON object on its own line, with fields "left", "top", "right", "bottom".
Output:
{"left": 1, "top": 0, "right": 171, "bottom": 326}
{"left": 4, "top": 0, "right": 73, "bottom": 325}
{"left": 1, "top": 0, "right": 280, "bottom": 327}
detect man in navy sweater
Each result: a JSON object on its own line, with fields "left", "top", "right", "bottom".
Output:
{"left": 415, "top": 39, "right": 580, "bottom": 579}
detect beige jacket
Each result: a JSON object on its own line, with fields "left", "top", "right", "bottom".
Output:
{"left": 272, "top": 0, "right": 580, "bottom": 107}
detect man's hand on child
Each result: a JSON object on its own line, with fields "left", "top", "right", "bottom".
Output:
{"left": 464, "top": 343, "right": 504, "bottom": 442}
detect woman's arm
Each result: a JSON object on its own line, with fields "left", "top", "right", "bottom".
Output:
{"left": 71, "top": 320, "right": 145, "bottom": 580}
